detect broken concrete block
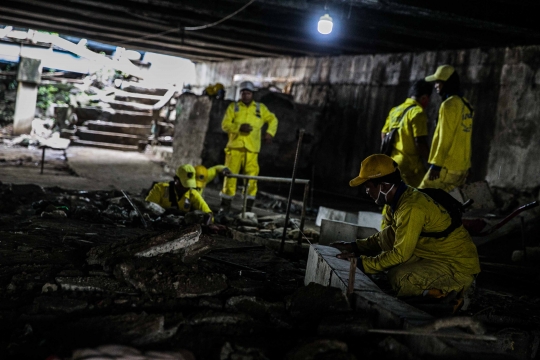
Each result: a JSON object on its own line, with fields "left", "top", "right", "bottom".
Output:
{"left": 41, "top": 283, "right": 58, "bottom": 293}
{"left": 286, "top": 283, "right": 350, "bottom": 320}
{"left": 135, "top": 225, "right": 201, "bottom": 257}
{"left": 316, "top": 206, "right": 358, "bottom": 227}
{"left": 145, "top": 201, "right": 166, "bottom": 216}
{"left": 319, "top": 219, "right": 378, "bottom": 246}
{"left": 41, "top": 209, "right": 67, "bottom": 219}
{"left": 55, "top": 276, "right": 136, "bottom": 293}
{"left": 285, "top": 339, "right": 351, "bottom": 360}
{"left": 63, "top": 313, "right": 178, "bottom": 346}
{"left": 33, "top": 296, "right": 87, "bottom": 313}
{"left": 235, "top": 212, "right": 259, "bottom": 227}
{"left": 239, "top": 226, "right": 259, "bottom": 233}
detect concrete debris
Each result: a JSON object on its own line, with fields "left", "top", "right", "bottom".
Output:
{"left": 285, "top": 339, "right": 351, "bottom": 360}
{"left": 55, "top": 276, "right": 136, "bottom": 293}
{"left": 134, "top": 225, "right": 201, "bottom": 257}
{"left": 41, "top": 209, "right": 67, "bottom": 218}
{"left": 41, "top": 283, "right": 58, "bottom": 293}
{"left": 220, "top": 342, "right": 270, "bottom": 360}
{"left": 286, "top": 283, "right": 350, "bottom": 320}
{"left": 72, "top": 345, "right": 195, "bottom": 360}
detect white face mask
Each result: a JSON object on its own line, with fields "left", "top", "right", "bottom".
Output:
{"left": 375, "top": 183, "right": 395, "bottom": 205}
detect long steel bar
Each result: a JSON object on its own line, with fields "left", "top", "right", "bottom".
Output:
{"left": 226, "top": 174, "right": 309, "bottom": 184}
{"left": 121, "top": 190, "right": 148, "bottom": 229}
{"left": 298, "top": 183, "right": 310, "bottom": 246}
{"left": 280, "top": 129, "right": 305, "bottom": 253}
{"left": 368, "top": 329, "right": 497, "bottom": 341}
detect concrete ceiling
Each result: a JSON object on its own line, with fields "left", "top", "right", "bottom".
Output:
{"left": 1, "top": 0, "right": 539, "bottom": 62}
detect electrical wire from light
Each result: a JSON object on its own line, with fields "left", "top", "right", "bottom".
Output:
{"left": 115, "top": 0, "right": 256, "bottom": 45}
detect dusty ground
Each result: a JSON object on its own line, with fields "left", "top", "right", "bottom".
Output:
{"left": 1, "top": 144, "right": 540, "bottom": 360}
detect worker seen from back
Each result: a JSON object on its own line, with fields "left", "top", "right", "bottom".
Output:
{"left": 419, "top": 65, "right": 474, "bottom": 192}
{"left": 220, "top": 81, "right": 278, "bottom": 213}
{"left": 331, "top": 154, "right": 480, "bottom": 303}
{"left": 195, "top": 165, "right": 231, "bottom": 195}
{"left": 381, "top": 79, "right": 432, "bottom": 188}
{"left": 146, "top": 164, "right": 212, "bottom": 222}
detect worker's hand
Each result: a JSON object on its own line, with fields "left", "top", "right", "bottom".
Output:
{"left": 239, "top": 123, "right": 253, "bottom": 133}
{"left": 329, "top": 241, "right": 358, "bottom": 253}
{"left": 204, "top": 212, "right": 213, "bottom": 225}
{"left": 428, "top": 168, "right": 441, "bottom": 180}
{"left": 263, "top": 133, "right": 273, "bottom": 144}
{"left": 222, "top": 168, "right": 232, "bottom": 176}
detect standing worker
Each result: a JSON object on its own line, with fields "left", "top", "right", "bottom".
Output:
{"left": 219, "top": 81, "right": 278, "bottom": 213}
{"left": 195, "top": 165, "right": 231, "bottom": 195}
{"left": 419, "top": 65, "right": 474, "bottom": 192}
{"left": 381, "top": 79, "right": 432, "bottom": 188}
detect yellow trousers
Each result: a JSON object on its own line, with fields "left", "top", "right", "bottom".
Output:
{"left": 376, "top": 226, "right": 475, "bottom": 297}
{"left": 419, "top": 168, "right": 467, "bottom": 192}
{"left": 221, "top": 148, "right": 259, "bottom": 199}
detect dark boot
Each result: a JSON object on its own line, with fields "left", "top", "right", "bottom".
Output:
{"left": 246, "top": 199, "right": 255, "bottom": 212}
{"left": 219, "top": 198, "right": 232, "bottom": 214}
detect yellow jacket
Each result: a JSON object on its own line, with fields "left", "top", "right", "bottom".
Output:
{"left": 382, "top": 98, "right": 428, "bottom": 173}
{"left": 145, "top": 182, "right": 211, "bottom": 214}
{"left": 222, "top": 101, "right": 278, "bottom": 153}
{"left": 428, "top": 95, "right": 473, "bottom": 171}
{"left": 357, "top": 185, "right": 480, "bottom": 275}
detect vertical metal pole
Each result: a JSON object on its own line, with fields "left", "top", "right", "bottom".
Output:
{"left": 298, "top": 182, "right": 310, "bottom": 246}
{"left": 310, "top": 164, "right": 315, "bottom": 209}
{"left": 280, "top": 129, "right": 305, "bottom": 253}
{"left": 242, "top": 178, "right": 248, "bottom": 218}
{"left": 40, "top": 147, "right": 45, "bottom": 174}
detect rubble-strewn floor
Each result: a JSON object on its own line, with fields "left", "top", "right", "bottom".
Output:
{"left": 1, "top": 146, "right": 540, "bottom": 359}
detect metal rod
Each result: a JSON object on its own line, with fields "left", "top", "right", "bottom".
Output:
{"left": 121, "top": 190, "right": 148, "bottom": 229}
{"left": 225, "top": 173, "right": 309, "bottom": 184}
{"left": 347, "top": 258, "right": 357, "bottom": 295}
{"left": 298, "top": 183, "right": 310, "bottom": 246}
{"left": 40, "top": 147, "right": 45, "bottom": 174}
{"left": 280, "top": 129, "right": 305, "bottom": 253}
{"left": 520, "top": 216, "right": 526, "bottom": 261}
{"left": 242, "top": 178, "right": 248, "bottom": 218}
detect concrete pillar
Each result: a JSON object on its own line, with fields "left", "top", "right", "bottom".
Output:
{"left": 13, "top": 57, "right": 42, "bottom": 135}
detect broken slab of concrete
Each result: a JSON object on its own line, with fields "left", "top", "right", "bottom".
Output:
{"left": 315, "top": 206, "right": 358, "bottom": 227}
{"left": 319, "top": 219, "right": 378, "bottom": 246}
{"left": 305, "top": 245, "right": 504, "bottom": 358}
{"left": 87, "top": 225, "right": 203, "bottom": 267}
{"left": 72, "top": 344, "right": 195, "bottom": 360}
{"left": 55, "top": 276, "right": 137, "bottom": 294}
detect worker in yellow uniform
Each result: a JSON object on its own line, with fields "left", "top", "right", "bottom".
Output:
{"left": 220, "top": 81, "right": 278, "bottom": 213}
{"left": 146, "top": 164, "right": 212, "bottom": 221}
{"left": 331, "top": 154, "right": 480, "bottom": 305}
{"left": 381, "top": 79, "right": 431, "bottom": 187}
{"left": 194, "top": 165, "right": 231, "bottom": 195}
{"left": 419, "top": 65, "right": 474, "bottom": 192}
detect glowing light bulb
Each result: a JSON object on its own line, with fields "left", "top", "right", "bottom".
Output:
{"left": 317, "top": 13, "right": 333, "bottom": 35}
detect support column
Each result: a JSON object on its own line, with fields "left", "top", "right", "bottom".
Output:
{"left": 13, "top": 57, "right": 42, "bottom": 135}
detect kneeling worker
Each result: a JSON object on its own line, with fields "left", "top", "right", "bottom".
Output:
{"left": 194, "top": 165, "right": 231, "bottom": 195}
{"left": 146, "top": 164, "right": 212, "bottom": 219}
{"left": 331, "top": 154, "right": 480, "bottom": 300}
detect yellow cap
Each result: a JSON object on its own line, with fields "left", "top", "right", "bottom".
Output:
{"left": 425, "top": 65, "right": 455, "bottom": 82}
{"left": 194, "top": 165, "right": 208, "bottom": 189}
{"left": 214, "top": 83, "right": 224, "bottom": 91}
{"left": 349, "top": 154, "right": 396, "bottom": 187}
{"left": 175, "top": 164, "right": 197, "bottom": 188}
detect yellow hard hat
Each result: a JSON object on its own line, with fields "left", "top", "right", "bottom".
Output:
{"left": 175, "top": 164, "right": 197, "bottom": 188}
{"left": 349, "top": 154, "right": 396, "bottom": 187}
{"left": 214, "top": 83, "right": 224, "bottom": 91}
{"left": 205, "top": 85, "right": 217, "bottom": 96}
{"left": 425, "top": 65, "right": 455, "bottom": 82}
{"left": 194, "top": 165, "right": 208, "bottom": 189}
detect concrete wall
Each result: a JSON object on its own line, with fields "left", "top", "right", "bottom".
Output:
{"left": 193, "top": 45, "right": 540, "bottom": 194}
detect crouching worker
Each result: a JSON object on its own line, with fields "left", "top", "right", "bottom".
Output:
{"left": 331, "top": 154, "right": 480, "bottom": 304}
{"left": 195, "top": 165, "right": 231, "bottom": 195}
{"left": 146, "top": 164, "right": 213, "bottom": 223}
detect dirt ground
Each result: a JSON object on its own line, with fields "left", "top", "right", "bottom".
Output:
{"left": 1, "top": 144, "right": 540, "bottom": 360}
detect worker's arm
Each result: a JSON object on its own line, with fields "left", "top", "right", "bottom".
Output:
{"left": 221, "top": 103, "right": 241, "bottom": 134}
{"left": 145, "top": 183, "right": 167, "bottom": 208}
{"left": 381, "top": 113, "right": 391, "bottom": 140}
{"left": 262, "top": 104, "right": 278, "bottom": 137}
{"left": 410, "top": 110, "right": 429, "bottom": 162}
{"left": 190, "top": 190, "right": 212, "bottom": 214}
{"left": 360, "top": 205, "right": 424, "bottom": 274}
{"left": 330, "top": 231, "right": 383, "bottom": 260}
{"left": 427, "top": 101, "right": 459, "bottom": 170}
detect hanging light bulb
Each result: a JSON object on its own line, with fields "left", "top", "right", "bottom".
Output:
{"left": 317, "top": 13, "right": 333, "bottom": 35}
